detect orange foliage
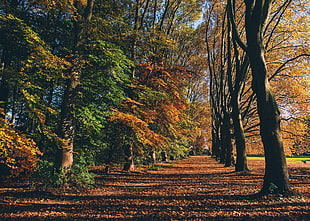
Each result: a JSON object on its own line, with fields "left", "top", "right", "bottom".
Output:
{"left": 0, "top": 111, "right": 42, "bottom": 177}
{"left": 109, "top": 108, "right": 166, "bottom": 149}
{"left": 109, "top": 60, "right": 199, "bottom": 158}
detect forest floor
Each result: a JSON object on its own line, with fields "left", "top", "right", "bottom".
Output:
{"left": 0, "top": 155, "right": 309, "bottom": 220}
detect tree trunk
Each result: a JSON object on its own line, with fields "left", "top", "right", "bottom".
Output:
{"left": 0, "top": 51, "right": 8, "bottom": 118}
{"left": 123, "top": 144, "right": 134, "bottom": 171}
{"left": 161, "top": 151, "right": 168, "bottom": 162}
{"left": 231, "top": 93, "right": 249, "bottom": 172}
{"left": 0, "top": 77, "right": 9, "bottom": 118}
{"left": 219, "top": 125, "right": 226, "bottom": 164}
{"left": 244, "top": 0, "right": 290, "bottom": 194}
{"left": 151, "top": 148, "right": 156, "bottom": 164}
{"left": 57, "top": 71, "right": 80, "bottom": 169}
{"left": 226, "top": 14, "right": 249, "bottom": 171}
{"left": 223, "top": 111, "right": 234, "bottom": 167}
{"left": 56, "top": 0, "right": 94, "bottom": 171}
{"left": 211, "top": 125, "right": 220, "bottom": 159}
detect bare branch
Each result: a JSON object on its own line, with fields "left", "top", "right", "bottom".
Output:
{"left": 269, "top": 53, "right": 310, "bottom": 80}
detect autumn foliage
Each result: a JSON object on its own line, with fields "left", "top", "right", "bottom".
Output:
{"left": 0, "top": 110, "right": 42, "bottom": 177}
{"left": 108, "top": 60, "right": 205, "bottom": 164}
{"left": 0, "top": 0, "right": 308, "bottom": 198}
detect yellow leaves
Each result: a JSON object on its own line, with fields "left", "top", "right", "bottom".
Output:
{"left": 79, "top": 0, "right": 88, "bottom": 6}
{"left": 151, "top": 78, "right": 168, "bottom": 89}
{"left": 34, "top": 0, "right": 89, "bottom": 14}
{"left": 0, "top": 113, "right": 42, "bottom": 177}
{"left": 281, "top": 116, "right": 309, "bottom": 156}
{"left": 124, "top": 97, "right": 144, "bottom": 106}
{"left": 1, "top": 14, "right": 69, "bottom": 82}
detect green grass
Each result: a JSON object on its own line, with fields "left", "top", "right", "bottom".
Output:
{"left": 148, "top": 165, "right": 164, "bottom": 171}
{"left": 286, "top": 156, "right": 310, "bottom": 161}
{"left": 247, "top": 156, "right": 310, "bottom": 162}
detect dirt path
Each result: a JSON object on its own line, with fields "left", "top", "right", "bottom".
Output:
{"left": 0, "top": 155, "right": 309, "bottom": 220}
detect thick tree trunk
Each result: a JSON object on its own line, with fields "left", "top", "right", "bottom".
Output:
{"left": 56, "top": 0, "right": 94, "bottom": 171}
{"left": 57, "top": 71, "right": 80, "bottom": 169}
{"left": 244, "top": 0, "right": 290, "bottom": 194}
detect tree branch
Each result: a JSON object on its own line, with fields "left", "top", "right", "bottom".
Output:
{"left": 269, "top": 53, "right": 310, "bottom": 81}
{"left": 227, "top": 0, "right": 247, "bottom": 51}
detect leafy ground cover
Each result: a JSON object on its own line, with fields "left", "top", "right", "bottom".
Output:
{"left": 0, "top": 156, "right": 309, "bottom": 220}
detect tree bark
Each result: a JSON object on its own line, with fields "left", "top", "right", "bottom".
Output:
{"left": 123, "top": 144, "right": 134, "bottom": 171}
{"left": 0, "top": 77, "right": 9, "bottom": 118}
{"left": 231, "top": 56, "right": 250, "bottom": 172}
{"left": 231, "top": 92, "right": 249, "bottom": 171}
{"left": 151, "top": 148, "right": 156, "bottom": 165}
{"left": 0, "top": 50, "right": 8, "bottom": 118}
{"left": 223, "top": 111, "right": 234, "bottom": 167}
{"left": 244, "top": 0, "right": 290, "bottom": 194}
{"left": 226, "top": 0, "right": 250, "bottom": 172}
{"left": 56, "top": 0, "right": 94, "bottom": 170}
{"left": 57, "top": 70, "right": 80, "bottom": 169}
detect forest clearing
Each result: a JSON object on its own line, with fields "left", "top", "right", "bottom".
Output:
{"left": 0, "top": 155, "right": 309, "bottom": 220}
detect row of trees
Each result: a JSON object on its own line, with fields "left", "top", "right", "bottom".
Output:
{"left": 0, "top": 0, "right": 209, "bottom": 182}
{"left": 0, "top": 0, "right": 309, "bottom": 194}
{"left": 206, "top": 0, "right": 309, "bottom": 193}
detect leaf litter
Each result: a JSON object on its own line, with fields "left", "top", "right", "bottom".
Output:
{"left": 0, "top": 155, "right": 309, "bottom": 220}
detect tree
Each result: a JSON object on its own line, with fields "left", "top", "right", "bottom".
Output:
{"left": 243, "top": 0, "right": 290, "bottom": 194}
{"left": 226, "top": 0, "right": 251, "bottom": 172}
{"left": 205, "top": 1, "right": 235, "bottom": 166}
{"left": 55, "top": 0, "right": 95, "bottom": 171}
{"left": 108, "top": 60, "right": 197, "bottom": 169}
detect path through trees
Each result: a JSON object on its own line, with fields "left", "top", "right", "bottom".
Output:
{"left": 0, "top": 155, "right": 309, "bottom": 220}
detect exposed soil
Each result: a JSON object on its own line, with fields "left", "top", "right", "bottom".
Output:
{"left": 0, "top": 155, "right": 309, "bottom": 220}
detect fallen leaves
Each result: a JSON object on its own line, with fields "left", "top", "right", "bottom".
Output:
{"left": 0, "top": 156, "right": 309, "bottom": 220}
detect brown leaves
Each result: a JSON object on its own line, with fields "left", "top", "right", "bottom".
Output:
{"left": 0, "top": 156, "right": 309, "bottom": 220}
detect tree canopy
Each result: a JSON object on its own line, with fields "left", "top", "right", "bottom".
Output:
{"left": 0, "top": 0, "right": 309, "bottom": 194}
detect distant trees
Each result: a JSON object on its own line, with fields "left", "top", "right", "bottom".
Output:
{"left": 205, "top": 1, "right": 250, "bottom": 171}
{"left": 206, "top": 0, "right": 308, "bottom": 193}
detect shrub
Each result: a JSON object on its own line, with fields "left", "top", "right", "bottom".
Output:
{"left": 33, "top": 156, "right": 95, "bottom": 192}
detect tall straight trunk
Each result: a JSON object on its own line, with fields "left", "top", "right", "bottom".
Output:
{"left": 244, "top": 0, "right": 290, "bottom": 194}
{"left": 231, "top": 94, "right": 249, "bottom": 171}
{"left": 232, "top": 57, "right": 250, "bottom": 172}
{"left": 57, "top": 0, "right": 94, "bottom": 170}
{"left": 227, "top": 0, "right": 249, "bottom": 172}
{"left": 219, "top": 119, "right": 228, "bottom": 164}
{"left": 233, "top": 56, "right": 250, "bottom": 172}
{"left": 223, "top": 111, "right": 234, "bottom": 167}
{"left": 57, "top": 70, "right": 80, "bottom": 169}
{"left": 211, "top": 126, "right": 220, "bottom": 158}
